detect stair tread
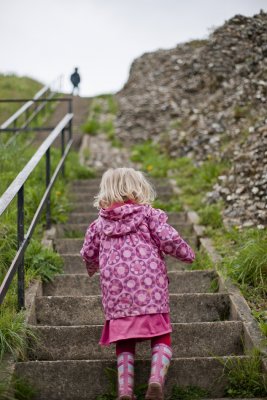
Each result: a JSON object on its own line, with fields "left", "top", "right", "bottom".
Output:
{"left": 42, "top": 270, "right": 218, "bottom": 296}
{"left": 35, "top": 293, "right": 231, "bottom": 325}
{"left": 14, "top": 356, "right": 251, "bottom": 398}
{"left": 28, "top": 320, "right": 244, "bottom": 360}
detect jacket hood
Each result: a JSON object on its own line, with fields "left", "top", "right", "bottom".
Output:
{"left": 98, "top": 203, "right": 149, "bottom": 237}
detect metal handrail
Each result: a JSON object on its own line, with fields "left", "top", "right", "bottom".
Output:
{"left": 0, "top": 75, "right": 62, "bottom": 147}
{"left": 0, "top": 85, "right": 50, "bottom": 130}
{"left": 0, "top": 75, "right": 62, "bottom": 130}
{"left": 0, "top": 104, "right": 73, "bottom": 309}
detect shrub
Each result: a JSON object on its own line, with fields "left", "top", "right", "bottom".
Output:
{"left": 82, "top": 119, "right": 100, "bottom": 135}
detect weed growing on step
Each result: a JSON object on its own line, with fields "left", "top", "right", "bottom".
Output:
{"left": 167, "top": 384, "right": 209, "bottom": 399}
{"left": 252, "top": 310, "right": 267, "bottom": 337}
{"left": 95, "top": 367, "right": 147, "bottom": 400}
{"left": 64, "top": 229, "right": 83, "bottom": 238}
{"left": 12, "top": 374, "right": 37, "bottom": 400}
{"left": 209, "top": 277, "right": 220, "bottom": 293}
{"left": 218, "top": 348, "right": 267, "bottom": 397}
{"left": 0, "top": 367, "right": 37, "bottom": 400}
{"left": 96, "top": 368, "right": 210, "bottom": 400}
{"left": 25, "top": 240, "right": 64, "bottom": 282}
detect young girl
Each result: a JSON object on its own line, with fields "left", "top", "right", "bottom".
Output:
{"left": 80, "top": 168, "right": 195, "bottom": 400}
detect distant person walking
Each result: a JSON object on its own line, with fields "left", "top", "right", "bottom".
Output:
{"left": 70, "top": 67, "right": 81, "bottom": 95}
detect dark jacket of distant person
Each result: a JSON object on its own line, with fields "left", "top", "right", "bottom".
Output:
{"left": 70, "top": 68, "right": 81, "bottom": 87}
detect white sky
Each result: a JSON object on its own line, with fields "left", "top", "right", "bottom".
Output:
{"left": 0, "top": 0, "right": 266, "bottom": 96}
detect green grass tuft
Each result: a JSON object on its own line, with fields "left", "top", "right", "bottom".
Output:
{"left": 82, "top": 119, "right": 101, "bottom": 135}
{"left": 209, "top": 277, "right": 219, "bottom": 293}
{"left": 187, "top": 247, "right": 213, "bottom": 270}
{"left": 199, "top": 203, "right": 223, "bottom": 229}
{"left": 64, "top": 229, "right": 83, "bottom": 238}
{"left": 65, "top": 150, "right": 96, "bottom": 180}
{"left": 25, "top": 240, "right": 63, "bottom": 282}
{"left": 0, "top": 311, "right": 38, "bottom": 361}
{"left": 220, "top": 348, "right": 267, "bottom": 397}
{"left": 153, "top": 199, "right": 183, "bottom": 212}
{"left": 167, "top": 384, "right": 209, "bottom": 399}
{"left": 226, "top": 229, "right": 267, "bottom": 289}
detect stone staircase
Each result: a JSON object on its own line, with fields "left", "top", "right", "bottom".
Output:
{"left": 15, "top": 178, "right": 261, "bottom": 399}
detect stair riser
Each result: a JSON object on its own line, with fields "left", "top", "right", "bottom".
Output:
{"left": 61, "top": 255, "right": 187, "bottom": 274}
{"left": 15, "top": 357, "right": 247, "bottom": 399}
{"left": 67, "top": 212, "right": 187, "bottom": 224}
{"left": 56, "top": 223, "right": 193, "bottom": 238}
{"left": 35, "top": 294, "right": 230, "bottom": 326}
{"left": 42, "top": 271, "right": 218, "bottom": 296}
{"left": 28, "top": 321, "right": 244, "bottom": 360}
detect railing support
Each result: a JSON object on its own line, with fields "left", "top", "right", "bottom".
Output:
{"left": 0, "top": 113, "right": 73, "bottom": 309}
{"left": 61, "top": 129, "right": 65, "bottom": 177}
{"left": 68, "top": 99, "right": 73, "bottom": 140}
{"left": 17, "top": 185, "right": 25, "bottom": 310}
{"left": 46, "top": 148, "right": 51, "bottom": 229}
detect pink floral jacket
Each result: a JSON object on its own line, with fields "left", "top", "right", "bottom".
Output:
{"left": 80, "top": 203, "right": 195, "bottom": 320}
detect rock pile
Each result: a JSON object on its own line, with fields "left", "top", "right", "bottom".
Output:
{"left": 115, "top": 11, "right": 267, "bottom": 228}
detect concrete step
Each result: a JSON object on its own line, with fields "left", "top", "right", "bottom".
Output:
{"left": 54, "top": 236, "right": 197, "bottom": 254}
{"left": 42, "top": 270, "right": 218, "bottom": 296}
{"left": 69, "top": 199, "right": 182, "bottom": 213}
{"left": 35, "top": 293, "right": 230, "bottom": 326}
{"left": 71, "top": 178, "right": 101, "bottom": 186}
{"left": 61, "top": 254, "right": 188, "bottom": 274}
{"left": 66, "top": 211, "right": 187, "bottom": 224}
{"left": 68, "top": 204, "right": 97, "bottom": 214}
{"left": 70, "top": 192, "right": 175, "bottom": 203}
{"left": 28, "top": 320, "right": 244, "bottom": 361}
{"left": 15, "top": 356, "right": 250, "bottom": 399}
{"left": 70, "top": 180, "right": 172, "bottom": 191}
{"left": 56, "top": 222, "right": 193, "bottom": 238}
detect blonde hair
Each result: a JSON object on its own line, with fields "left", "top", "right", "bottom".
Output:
{"left": 94, "top": 168, "right": 156, "bottom": 209}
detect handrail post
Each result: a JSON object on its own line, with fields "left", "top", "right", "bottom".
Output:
{"left": 68, "top": 99, "right": 73, "bottom": 141}
{"left": 17, "top": 185, "right": 25, "bottom": 310}
{"left": 61, "top": 128, "right": 65, "bottom": 177}
{"left": 46, "top": 148, "right": 51, "bottom": 229}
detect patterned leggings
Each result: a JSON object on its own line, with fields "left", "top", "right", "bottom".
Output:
{"left": 116, "top": 332, "right": 171, "bottom": 356}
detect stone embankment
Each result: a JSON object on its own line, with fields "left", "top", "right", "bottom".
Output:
{"left": 115, "top": 11, "right": 267, "bottom": 229}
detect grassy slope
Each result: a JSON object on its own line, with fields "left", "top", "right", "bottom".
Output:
{"left": 0, "top": 74, "right": 43, "bottom": 124}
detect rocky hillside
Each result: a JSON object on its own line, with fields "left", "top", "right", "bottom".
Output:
{"left": 115, "top": 11, "right": 267, "bottom": 229}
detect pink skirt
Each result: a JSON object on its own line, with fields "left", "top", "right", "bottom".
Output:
{"left": 99, "top": 313, "right": 172, "bottom": 346}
